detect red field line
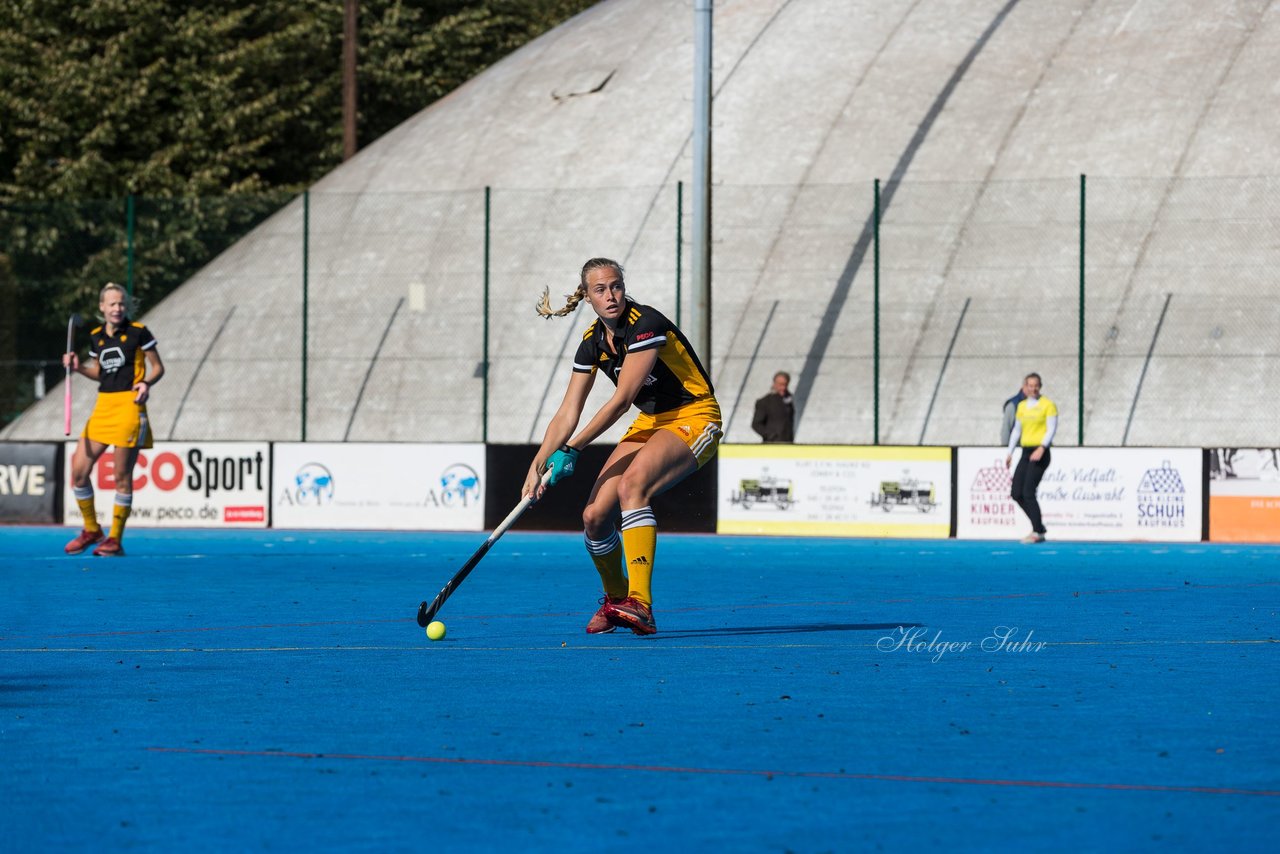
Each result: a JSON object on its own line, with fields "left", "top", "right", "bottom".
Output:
{"left": 146, "top": 747, "right": 1280, "bottom": 797}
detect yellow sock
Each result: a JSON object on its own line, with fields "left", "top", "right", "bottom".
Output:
{"left": 73, "top": 486, "right": 101, "bottom": 533}
{"left": 585, "top": 531, "right": 628, "bottom": 600}
{"left": 110, "top": 493, "right": 133, "bottom": 541}
{"left": 620, "top": 506, "right": 657, "bottom": 605}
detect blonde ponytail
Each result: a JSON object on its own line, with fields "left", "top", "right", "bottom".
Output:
{"left": 535, "top": 257, "right": 624, "bottom": 319}
{"left": 536, "top": 284, "right": 588, "bottom": 318}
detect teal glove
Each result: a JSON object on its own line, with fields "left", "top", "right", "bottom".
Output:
{"left": 545, "top": 445, "right": 579, "bottom": 485}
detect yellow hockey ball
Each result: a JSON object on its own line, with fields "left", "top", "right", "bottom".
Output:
{"left": 426, "top": 621, "right": 447, "bottom": 641}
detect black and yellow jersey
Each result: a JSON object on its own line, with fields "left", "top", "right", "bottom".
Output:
{"left": 88, "top": 321, "right": 157, "bottom": 394}
{"left": 572, "top": 300, "right": 715, "bottom": 415}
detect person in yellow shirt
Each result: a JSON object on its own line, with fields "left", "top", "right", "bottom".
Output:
{"left": 1005, "top": 372, "right": 1057, "bottom": 544}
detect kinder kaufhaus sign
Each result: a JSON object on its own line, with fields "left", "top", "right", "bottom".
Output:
{"left": 956, "top": 447, "right": 1202, "bottom": 542}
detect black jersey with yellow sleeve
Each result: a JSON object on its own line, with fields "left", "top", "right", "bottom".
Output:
{"left": 572, "top": 300, "right": 715, "bottom": 415}
{"left": 88, "top": 321, "right": 157, "bottom": 393}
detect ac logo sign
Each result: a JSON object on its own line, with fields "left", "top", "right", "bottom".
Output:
{"left": 433, "top": 464, "right": 481, "bottom": 508}
{"left": 278, "top": 463, "right": 336, "bottom": 507}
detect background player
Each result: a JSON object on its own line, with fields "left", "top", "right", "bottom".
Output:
{"left": 62, "top": 282, "right": 164, "bottom": 557}
{"left": 1005, "top": 372, "right": 1057, "bottom": 544}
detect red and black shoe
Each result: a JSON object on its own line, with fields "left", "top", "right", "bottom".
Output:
{"left": 65, "top": 528, "right": 105, "bottom": 555}
{"left": 92, "top": 537, "right": 125, "bottom": 557}
{"left": 586, "top": 596, "right": 625, "bottom": 634}
{"left": 606, "top": 597, "right": 657, "bottom": 636}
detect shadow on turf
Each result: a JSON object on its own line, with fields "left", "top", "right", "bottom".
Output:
{"left": 0, "top": 674, "right": 76, "bottom": 708}
{"left": 653, "top": 622, "right": 923, "bottom": 639}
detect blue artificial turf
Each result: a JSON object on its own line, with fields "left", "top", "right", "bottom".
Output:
{"left": 2, "top": 527, "right": 1277, "bottom": 851}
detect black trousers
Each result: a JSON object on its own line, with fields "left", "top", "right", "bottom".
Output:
{"left": 1011, "top": 447, "right": 1051, "bottom": 534}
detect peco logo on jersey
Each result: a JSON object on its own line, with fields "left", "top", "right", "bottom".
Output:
{"left": 1136, "top": 460, "right": 1186, "bottom": 527}
{"left": 279, "top": 462, "right": 336, "bottom": 507}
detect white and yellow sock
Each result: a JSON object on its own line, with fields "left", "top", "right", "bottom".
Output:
{"left": 110, "top": 492, "right": 133, "bottom": 541}
{"left": 73, "top": 485, "right": 101, "bottom": 533}
{"left": 620, "top": 506, "right": 657, "bottom": 605}
{"left": 585, "top": 529, "right": 627, "bottom": 600}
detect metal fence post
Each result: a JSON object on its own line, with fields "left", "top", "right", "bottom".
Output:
{"left": 676, "top": 180, "right": 683, "bottom": 327}
{"left": 874, "top": 178, "right": 882, "bottom": 446}
{"left": 1078, "top": 173, "right": 1085, "bottom": 445}
{"left": 483, "top": 186, "right": 491, "bottom": 443}
{"left": 302, "top": 189, "right": 309, "bottom": 442}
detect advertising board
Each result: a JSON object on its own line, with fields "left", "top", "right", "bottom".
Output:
{"left": 62, "top": 442, "right": 269, "bottom": 528}
{"left": 272, "top": 443, "right": 485, "bottom": 531}
{"left": 1, "top": 442, "right": 60, "bottom": 523}
{"left": 717, "top": 445, "right": 952, "bottom": 538}
{"left": 957, "top": 447, "right": 1203, "bottom": 542}
{"left": 1208, "top": 448, "right": 1280, "bottom": 542}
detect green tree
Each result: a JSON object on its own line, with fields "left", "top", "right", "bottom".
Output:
{"left": 0, "top": 0, "right": 596, "bottom": 428}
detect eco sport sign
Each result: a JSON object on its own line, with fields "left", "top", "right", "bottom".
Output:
{"left": 63, "top": 442, "right": 269, "bottom": 528}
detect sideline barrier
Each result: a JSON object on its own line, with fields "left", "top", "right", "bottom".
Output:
{"left": 59, "top": 441, "right": 268, "bottom": 529}
{"left": 0, "top": 442, "right": 60, "bottom": 524}
{"left": 956, "top": 447, "right": 1205, "bottom": 542}
{"left": 5, "top": 442, "right": 1272, "bottom": 542}
{"left": 1209, "top": 447, "right": 1280, "bottom": 542}
{"left": 716, "top": 445, "right": 952, "bottom": 538}
{"left": 272, "top": 442, "right": 485, "bottom": 531}
{"left": 483, "top": 444, "right": 717, "bottom": 533}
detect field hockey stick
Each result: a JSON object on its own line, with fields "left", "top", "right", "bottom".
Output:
{"left": 417, "top": 469, "right": 553, "bottom": 627}
{"left": 63, "top": 313, "right": 82, "bottom": 436}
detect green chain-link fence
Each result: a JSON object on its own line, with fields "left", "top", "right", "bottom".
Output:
{"left": 3, "top": 176, "right": 1276, "bottom": 444}
{"left": 0, "top": 192, "right": 292, "bottom": 426}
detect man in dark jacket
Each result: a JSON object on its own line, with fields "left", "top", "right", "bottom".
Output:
{"left": 752, "top": 371, "right": 795, "bottom": 443}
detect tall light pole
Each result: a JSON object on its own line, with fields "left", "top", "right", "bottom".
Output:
{"left": 343, "top": 0, "right": 358, "bottom": 160}
{"left": 691, "top": 0, "right": 712, "bottom": 370}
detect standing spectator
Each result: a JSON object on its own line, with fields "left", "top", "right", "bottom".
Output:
{"left": 752, "top": 371, "right": 795, "bottom": 443}
{"left": 1005, "top": 372, "right": 1057, "bottom": 544}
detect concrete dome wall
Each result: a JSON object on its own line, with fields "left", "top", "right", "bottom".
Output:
{"left": 7, "top": 0, "right": 1277, "bottom": 446}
